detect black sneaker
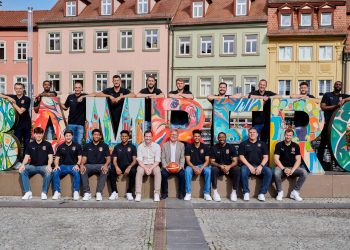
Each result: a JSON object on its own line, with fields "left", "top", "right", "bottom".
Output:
{"left": 161, "top": 194, "right": 168, "bottom": 200}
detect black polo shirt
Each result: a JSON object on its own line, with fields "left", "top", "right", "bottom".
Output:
{"left": 210, "top": 143, "right": 238, "bottom": 165}
{"left": 33, "top": 91, "right": 58, "bottom": 107}
{"left": 8, "top": 95, "right": 31, "bottom": 129}
{"left": 238, "top": 139, "right": 268, "bottom": 166}
{"left": 248, "top": 90, "right": 276, "bottom": 125}
{"left": 112, "top": 142, "right": 137, "bottom": 169}
{"left": 64, "top": 93, "right": 87, "bottom": 126}
{"left": 83, "top": 141, "right": 110, "bottom": 164}
{"left": 139, "top": 87, "right": 163, "bottom": 122}
{"left": 102, "top": 87, "right": 130, "bottom": 131}
{"left": 274, "top": 141, "right": 301, "bottom": 168}
{"left": 185, "top": 143, "right": 210, "bottom": 166}
{"left": 56, "top": 142, "right": 83, "bottom": 166}
{"left": 321, "top": 92, "right": 350, "bottom": 123}
{"left": 25, "top": 140, "right": 54, "bottom": 166}
{"left": 294, "top": 94, "right": 315, "bottom": 127}
{"left": 169, "top": 90, "right": 193, "bottom": 126}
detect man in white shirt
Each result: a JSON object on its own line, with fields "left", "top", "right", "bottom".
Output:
{"left": 136, "top": 130, "right": 161, "bottom": 202}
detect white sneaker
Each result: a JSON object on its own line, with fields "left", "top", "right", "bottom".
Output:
{"left": 258, "top": 194, "right": 265, "bottom": 202}
{"left": 96, "top": 192, "right": 102, "bottom": 201}
{"left": 126, "top": 193, "right": 134, "bottom": 201}
{"left": 243, "top": 193, "right": 250, "bottom": 201}
{"left": 22, "top": 191, "right": 32, "bottom": 200}
{"left": 213, "top": 190, "right": 221, "bottom": 202}
{"left": 52, "top": 191, "right": 61, "bottom": 200}
{"left": 154, "top": 193, "right": 160, "bottom": 202}
{"left": 276, "top": 191, "right": 283, "bottom": 201}
{"left": 230, "top": 190, "right": 237, "bottom": 202}
{"left": 73, "top": 191, "right": 80, "bottom": 201}
{"left": 41, "top": 192, "right": 47, "bottom": 200}
{"left": 290, "top": 190, "right": 303, "bottom": 201}
{"left": 109, "top": 191, "right": 118, "bottom": 200}
{"left": 82, "top": 193, "right": 91, "bottom": 201}
{"left": 184, "top": 193, "right": 191, "bottom": 201}
{"left": 135, "top": 193, "right": 141, "bottom": 202}
{"left": 204, "top": 193, "right": 212, "bottom": 201}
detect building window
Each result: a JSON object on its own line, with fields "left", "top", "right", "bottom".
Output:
{"left": 243, "top": 77, "right": 257, "bottom": 95}
{"left": 200, "top": 36, "right": 212, "bottom": 55}
{"left": 179, "top": 37, "right": 191, "bottom": 56}
{"left": 0, "top": 42, "right": 5, "bottom": 60}
{"left": 222, "top": 35, "right": 235, "bottom": 55}
{"left": 320, "top": 12, "right": 332, "bottom": 26}
{"left": 300, "top": 13, "right": 312, "bottom": 27}
{"left": 96, "top": 31, "right": 109, "bottom": 51}
{"left": 280, "top": 14, "right": 292, "bottom": 27}
{"left": 95, "top": 73, "right": 108, "bottom": 91}
{"left": 318, "top": 80, "right": 331, "bottom": 97}
{"left": 101, "top": 0, "right": 112, "bottom": 15}
{"left": 236, "top": 0, "right": 247, "bottom": 16}
{"left": 145, "top": 29, "right": 158, "bottom": 49}
{"left": 319, "top": 46, "right": 332, "bottom": 61}
{"left": 182, "top": 78, "right": 191, "bottom": 92}
{"left": 298, "top": 80, "right": 312, "bottom": 94}
{"left": 15, "top": 76, "right": 28, "bottom": 92}
{"left": 71, "top": 32, "right": 84, "bottom": 52}
{"left": 200, "top": 78, "right": 212, "bottom": 97}
{"left": 120, "top": 72, "right": 133, "bottom": 90}
{"left": 144, "top": 72, "right": 158, "bottom": 87}
{"left": 137, "top": 0, "right": 148, "bottom": 14}
{"left": 0, "top": 76, "right": 6, "bottom": 93}
{"left": 48, "top": 33, "right": 61, "bottom": 52}
{"left": 120, "top": 30, "right": 133, "bottom": 51}
{"left": 298, "top": 46, "right": 312, "bottom": 61}
{"left": 244, "top": 34, "right": 258, "bottom": 54}
{"left": 71, "top": 73, "right": 84, "bottom": 91}
{"left": 279, "top": 46, "right": 292, "bottom": 61}
{"left": 193, "top": 2, "right": 203, "bottom": 18}
{"left": 278, "top": 80, "right": 291, "bottom": 96}
{"left": 15, "top": 42, "right": 27, "bottom": 60}
{"left": 47, "top": 73, "right": 60, "bottom": 92}
{"left": 220, "top": 77, "right": 235, "bottom": 95}
{"left": 66, "top": 1, "right": 76, "bottom": 16}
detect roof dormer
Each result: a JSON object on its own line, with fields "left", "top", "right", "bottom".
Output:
{"left": 278, "top": 4, "right": 293, "bottom": 29}
{"left": 136, "top": 0, "right": 160, "bottom": 15}
{"left": 192, "top": 0, "right": 212, "bottom": 18}
{"left": 235, "top": 0, "right": 249, "bottom": 16}
{"left": 65, "top": 0, "right": 91, "bottom": 17}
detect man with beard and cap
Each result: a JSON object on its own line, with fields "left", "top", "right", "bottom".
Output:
{"left": 318, "top": 81, "right": 350, "bottom": 169}
{"left": 210, "top": 132, "right": 240, "bottom": 202}
{"left": 136, "top": 75, "right": 165, "bottom": 130}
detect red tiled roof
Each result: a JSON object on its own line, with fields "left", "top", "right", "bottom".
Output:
{"left": 0, "top": 10, "right": 49, "bottom": 28}
{"left": 38, "top": 0, "right": 181, "bottom": 24}
{"left": 172, "top": 0, "right": 267, "bottom": 26}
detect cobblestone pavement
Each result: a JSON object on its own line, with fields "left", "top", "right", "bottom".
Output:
{"left": 0, "top": 208, "right": 155, "bottom": 250}
{"left": 195, "top": 209, "right": 350, "bottom": 250}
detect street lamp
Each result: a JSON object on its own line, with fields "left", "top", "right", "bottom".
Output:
{"left": 27, "top": 7, "right": 33, "bottom": 116}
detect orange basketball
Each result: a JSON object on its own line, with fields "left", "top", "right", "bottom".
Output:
{"left": 167, "top": 162, "right": 180, "bottom": 174}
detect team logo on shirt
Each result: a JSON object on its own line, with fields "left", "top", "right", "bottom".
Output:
{"left": 99, "top": 147, "right": 103, "bottom": 152}
{"left": 21, "top": 100, "right": 25, "bottom": 104}
{"left": 291, "top": 147, "right": 295, "bottom": 154}
{"left": 128, "top": 147, "right": 131, "bottom": 152}
{"left": 200, "top": 149, "right": 204, "bottom": 154}
{"left": 226, "top": 149, "right": 230, "bottom": 154}
{"left": 281, "top": 147, "right": 285, "bottom": 151}
{"left": 257, "top": 143, "right": 261, "bottom": 147}
{"left": 72, "top": 146, "right": 76, "bottom": 151}
{"left": 42, "top": 146, "right": 46, "bottom": 150}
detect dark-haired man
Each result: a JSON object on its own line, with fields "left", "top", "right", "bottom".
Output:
{"left": 18, "top": 127, "right": 53, "bottom": 200}
{"left": 52, "top": 129, "right": 82, "bottom": 201}
{"left": 109, "top": 130, "right": 137, "bottom": 201}
{"left": 81, "top": 129, "right": 111, "bottom": 201}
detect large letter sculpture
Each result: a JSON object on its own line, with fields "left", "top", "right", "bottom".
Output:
{"left": 33, "top": 97, "right": 66, "bottom": 151}
{"left": 152, "top": 98, "right": 205, "bottom": 146}
{"left": 270, "top": 98, "right": 324, "bottom": 174}
{"left": 0, "top": 98, "right": 19, "bottom": 170}
{"left": 213, "top": 98, "right": 263, "bottom": 144}
{"left": 330, "top": 102, "right": 350, "bottom": 172}
{"left": 86, "top": 97, "right": 145, "bottom": 148}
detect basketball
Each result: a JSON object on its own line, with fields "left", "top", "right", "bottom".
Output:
{"left": 167, "top": 162, "right": 180, "bottom": 174}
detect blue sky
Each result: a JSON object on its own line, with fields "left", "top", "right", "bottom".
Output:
{"left": 1, "top": 0, "right": 57, "bottom": 10}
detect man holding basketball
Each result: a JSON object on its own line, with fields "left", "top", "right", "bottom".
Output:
{"left": 160, "top": 129, "right": 185, "bottom": 200}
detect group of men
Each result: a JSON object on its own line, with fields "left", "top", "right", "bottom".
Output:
{"left": 0, "top": 75, "right": 349, "bottom": 201}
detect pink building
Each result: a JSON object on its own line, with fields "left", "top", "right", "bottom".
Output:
{"left": 0, "top": 10, "right": 48, "bottom": 96}
{"left": 37, "top": 0, "right": 181, "bottom": 101}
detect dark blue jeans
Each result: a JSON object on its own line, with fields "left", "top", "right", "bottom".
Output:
{"left": 161, "top": 168, "right": 185, "bottom": 196}
{"left": 240, "top": 165, "right": 272, "bottom": 194}
{"left": 52, "top": 165, "right": 81, "bottom": 192}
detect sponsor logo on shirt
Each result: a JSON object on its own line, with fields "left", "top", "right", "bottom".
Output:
{"left": 281, "top": 147, "right": 284, "bottom": 151}
{"left": 99, "top": 147, "right": 103, "bottom": 152}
